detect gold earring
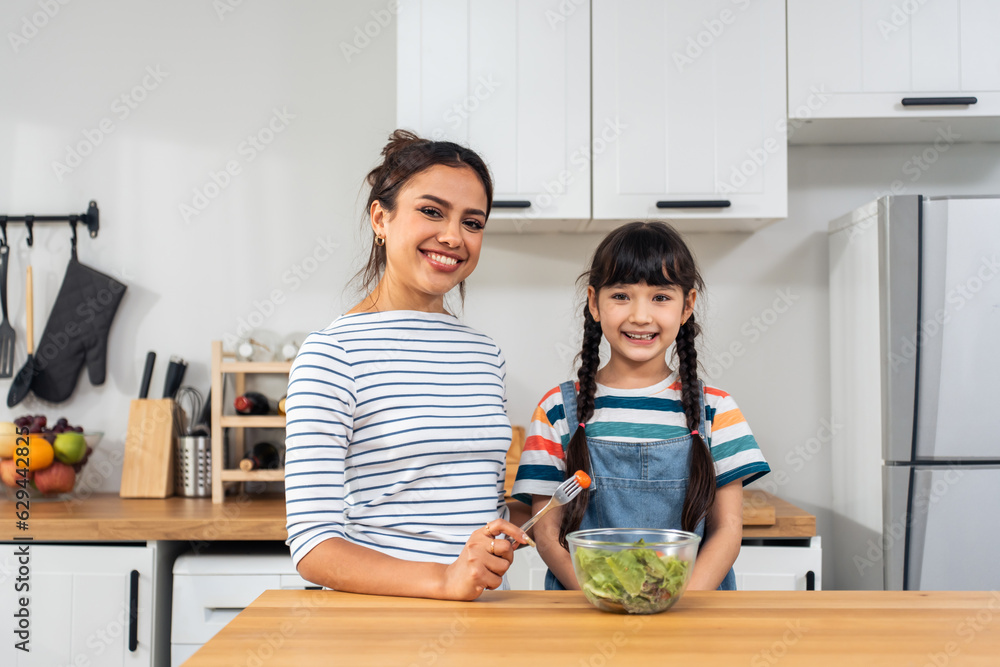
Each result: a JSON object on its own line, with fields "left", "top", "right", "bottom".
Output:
{"left": 374, "top": 235, "right": 385, "bottom": 247}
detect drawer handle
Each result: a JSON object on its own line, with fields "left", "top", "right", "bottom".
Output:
{"left": 656, "top": 200, "right": 731, "bottom": 209}
{"left": 805, "top": 570, "right": 816, "bottom": 591}
{"left": 901, "top": 96, "right": 978, "bottom": 106}
{"left": 492, "top": 200, "right": 532, "bottom": 209}
{"left": 128, "top": 570, "right": 139, "bottom": 652}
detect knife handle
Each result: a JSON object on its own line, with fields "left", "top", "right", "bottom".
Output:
{"left": 139, "top": 351, "right": 156, "bottom": 399}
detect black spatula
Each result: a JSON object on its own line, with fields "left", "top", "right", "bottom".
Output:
{"left": 0, "top": 244, "right": 14, "bottom": 378}
{"left": 7, "top": 266, "right": 34, "bottom": 407}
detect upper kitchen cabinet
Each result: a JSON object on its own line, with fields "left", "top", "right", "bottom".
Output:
{"left": 788, "top": 0, "right": 1000, "bottom": 143}
{"left": 589, "top": 0, "right": 787, "bottom": 233}
{"left": 397, "top": 0, "right": 591, "bottom": 232}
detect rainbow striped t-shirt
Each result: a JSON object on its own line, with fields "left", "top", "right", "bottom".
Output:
{"left": 511, "top": 373, "right": 770, "bottom": 505}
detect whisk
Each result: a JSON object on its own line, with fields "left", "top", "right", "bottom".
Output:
{"left": 173, "top": 386, "right": 205, "bottom": 436}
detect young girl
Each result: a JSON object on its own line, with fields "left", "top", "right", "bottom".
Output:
{"left": 512, "top": 221, "right": 770, "bottom": 591}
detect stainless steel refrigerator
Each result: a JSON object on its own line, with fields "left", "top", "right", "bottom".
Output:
{"left": 829, "top": 195, "right": 1000, "bottom": 591}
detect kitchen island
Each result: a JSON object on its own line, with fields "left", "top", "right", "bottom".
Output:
{"left": 184, "top": 589, "right": 1000, "bottom": 666}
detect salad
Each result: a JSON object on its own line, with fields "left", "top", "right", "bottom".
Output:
{"left": 573, "top": 539, "right": 691, "bottom": 614}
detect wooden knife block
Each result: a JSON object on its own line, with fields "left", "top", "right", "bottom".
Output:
{"left": 120, "top": 398, "right": 176, "bottom": 498}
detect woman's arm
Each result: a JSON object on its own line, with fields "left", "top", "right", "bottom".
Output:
{"left": 530, "top": 496, "right": 579, "bottom": 589}
{"left": 686, "top": 479, "right": 743, "bottom": 590}
{"left": 297, "top": 519, "right": 529, "bottom": 601}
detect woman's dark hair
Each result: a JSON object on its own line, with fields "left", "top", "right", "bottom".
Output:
{"left": 558, "top": 221, "right": 714, "bottom": 548}
{"left": 354, "top": 129, "right": 494, "bottom": 301}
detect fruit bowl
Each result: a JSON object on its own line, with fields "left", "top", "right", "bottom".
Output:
{"left": 566, "top": 528, "right": 701, "bottom": 614}
{"left": 1, "top": 432, "right": 104, "bottom": 502}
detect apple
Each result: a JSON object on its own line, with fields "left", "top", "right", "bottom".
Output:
{"left": 34, "top": 461, "right": 76, "bottom": 495}
{"left": 0, "top": 422, "right": 18, "bottom": 459}
{"left": 0, "top": 459, "right": 28, "bottom": 488}
{"left": 54, "top": 432, "right": 88, "bottom": 465}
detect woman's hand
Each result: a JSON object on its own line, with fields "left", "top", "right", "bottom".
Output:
{"left": 439, "top": 519, "right": 530, "bottom": 600}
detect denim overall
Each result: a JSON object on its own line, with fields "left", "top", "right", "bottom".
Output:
{"left": 544, "top": 381, "right": 737, "bottom": 591}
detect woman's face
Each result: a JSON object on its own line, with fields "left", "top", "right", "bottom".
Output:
{"left": 372, "top": 164, "right": 488, "bottom": 308}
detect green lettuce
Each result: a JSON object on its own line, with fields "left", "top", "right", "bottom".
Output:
{"left": 574, "top": 539, "right": 691, "bottom": 614}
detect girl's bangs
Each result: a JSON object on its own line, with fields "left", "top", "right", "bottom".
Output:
{"left": 603, "top": 230, "right": 681, "bottom": 288}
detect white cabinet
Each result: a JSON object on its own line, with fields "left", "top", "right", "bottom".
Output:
{"left": 590, "top": 0, "right": 787, "bottom": 232}
{"left": 788, "top": 0, "right": 1000, "bottom": 143}
{"left": 397, "top": 0, "right": 591, "bottom": 232}
{"left": 734, "top": 537, "right": 823, "bottom": 591}
{"left": 0, "top": 543, "right": 167, "bottom": 667}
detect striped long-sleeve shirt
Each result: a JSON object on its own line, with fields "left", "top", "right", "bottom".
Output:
{"left": 284, "top": 311, "right": 511, "bottom": 567}
{"left": 512, "top": 374, "right": 770, "bottom": 505}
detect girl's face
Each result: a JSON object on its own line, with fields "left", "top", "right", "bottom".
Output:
{"left": 588, "top": 281, "right": 696, "bottom": 378}
{"left": 371, "top": 164, "right": 488, "bottom": 310}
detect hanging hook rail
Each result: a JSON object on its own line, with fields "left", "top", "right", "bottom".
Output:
{"left": 0, "top": 200, "right": 99, "bottom": 247}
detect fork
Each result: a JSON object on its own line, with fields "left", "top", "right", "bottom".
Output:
{"left": 516, "top": 471, "right": 592, "bottom": 541}
{"left": 0, "top": 244, "right": 14, "bottom": 379}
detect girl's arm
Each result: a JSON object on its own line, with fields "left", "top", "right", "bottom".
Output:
{"left": 530, "top": 496, "right": 579, "bottom": 589}
{"left": 297, "top": 519, "right": 529, "bottom": 601}
{"left": 686, "top": 479, "right": 744, "bottom": 590}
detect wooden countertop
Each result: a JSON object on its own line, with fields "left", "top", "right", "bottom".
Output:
{"left": 184, "top": 589, "right": 1000, "bottom": 666}
{"left": 4, "top": 490, "right": 813, "bottom": 542}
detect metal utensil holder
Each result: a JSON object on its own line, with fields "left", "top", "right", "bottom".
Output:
{"left": 176, "top": 435, "right": 212, "bottom": 497}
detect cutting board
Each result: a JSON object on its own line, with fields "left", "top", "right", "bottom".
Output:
{"left": 120, "top": 398, "right": 176, "bottom": 498}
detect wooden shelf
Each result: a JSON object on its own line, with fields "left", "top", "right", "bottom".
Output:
{"left": 212, "top": 340, "right": 291, "bottom": 503}
{"left": 220, "top": 360, "right": 293, "bottom": 374}
{"left": 220, "top": 469, "right": 285, "bottom": 483}
{"left": 219, "top": 415, "right": 286, "bottom": 428}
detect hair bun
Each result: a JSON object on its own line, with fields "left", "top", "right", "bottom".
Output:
{"left": 381, "top": 129, "right": 430, "bottom": 161}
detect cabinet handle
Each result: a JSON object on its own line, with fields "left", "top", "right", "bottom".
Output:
{"left": 128, "top": 569, "right": 139, "bottom": 652}
{"left": 805, "top": 570, "right": 816, "bottom": 591}
{"left": 656, "top": 200, "right": 731, "bottom": 209}
{"left": 901, "top": 97, "right": 977, "bottom": 106}
{"left": 492, "top": 200, "right": 532, "bottom": 209}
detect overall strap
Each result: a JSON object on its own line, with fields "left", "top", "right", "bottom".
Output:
{"left": 698, "top": 380, "right": 711, "bottom": 445}
{"left": 559, "top": 381, "right": 580, "bottom": 440}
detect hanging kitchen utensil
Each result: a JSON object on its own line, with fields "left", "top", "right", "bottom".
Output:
{"left": 28, "top": 221, "right": 127, "bottom": 403}
{"left": 0, "top": 228, "right": 15, "bottom": 378}
{"left": 6, "top": 264, "right": 34, "bottom": 407}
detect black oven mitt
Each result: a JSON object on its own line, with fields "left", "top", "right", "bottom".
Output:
{"left": 29, "top": 250, "right": 126, "bottom": 403}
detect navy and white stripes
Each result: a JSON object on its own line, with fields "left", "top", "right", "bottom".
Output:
{"left": 284, "top": 311, "right": 511, "bottom": 566}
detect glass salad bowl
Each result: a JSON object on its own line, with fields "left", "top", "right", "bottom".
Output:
{"left": 566, "top": 528, "right": 701, "bottom": 614}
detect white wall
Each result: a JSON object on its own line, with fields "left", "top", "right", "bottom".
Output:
{"left": 3, "top": 1, "right": 999, "bottom": 589}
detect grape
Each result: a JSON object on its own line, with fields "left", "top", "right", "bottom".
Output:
{"left": 73, "top": 426, "right": 83, "bottom": 433}
{"left": 56, "top": 417, "right": 68, "bottom": 427}
{"left": 14, "top": 416, "right": 30, "bottom": 428}
{"left": 33, "top": 416, "right": 47, "bottom": 429}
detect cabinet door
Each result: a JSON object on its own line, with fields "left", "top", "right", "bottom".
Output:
{"left": 590, "top": 0, "right": 787, "bottom": 231}
{"left": 0, "top": 544, "right": 153, "bottom": 666}
{"left": 788, "top": 0, "right": 1000, "bottom": 120}
{"left": 398, "top": 0, "right": 591, "bottom": 230}
{"left": 734, "top": 538, "right": 823, "bottom": 591}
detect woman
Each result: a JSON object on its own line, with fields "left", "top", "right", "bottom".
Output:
{"left": 284, "top": 130, "right": 529, "bottom": 600}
